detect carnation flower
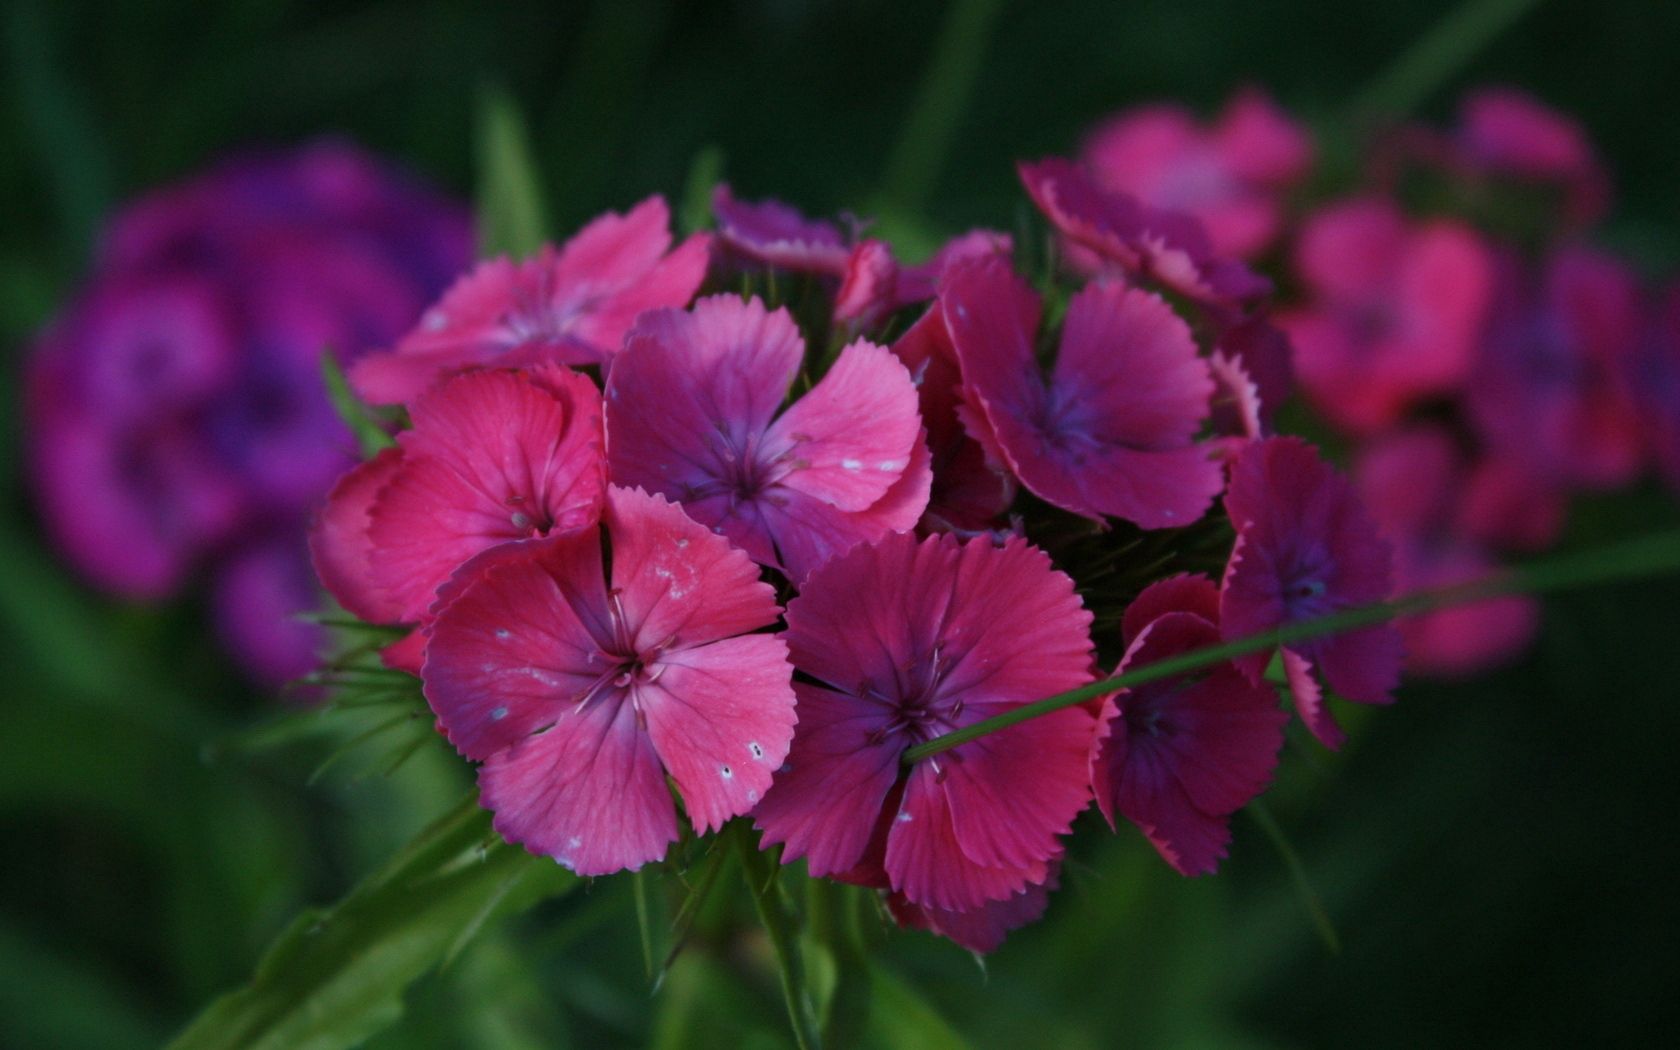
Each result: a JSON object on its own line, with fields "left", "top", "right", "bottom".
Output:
{"left": 423, "top": 486, "right": 796, "bottom": 875}
{"left": 711, "top": 184, "right": 854, "bottom": 275}
{"left": 1220, "top": 437, "right": 1402, "bottom": 749}
{"left": 940, "top": 255, "right": 1223, "bottom": 529}
{"left": 25, "top": 140, "right": 470, "bottom": 682}
{"left": 1017, "top": 157, "right": 1272, "bottom": 312}
{"left": 1278, "top": 196, "right": 1494, "bottom": 435}
{"left": 351, "top": 196, "right": 709, "bottom": 404}
{"left": 1353, "top": 426, "right": 1539, "bottom": 679}
{"left": 884, "top": 865, "right": 1058, "bottom": 955}
{"left": 1453, "top": 87, "right": 1610, "bottom": 229}
{"left": 310, "top": 363, "right": 606, "bottom": 631}
{"left": 754, "top": 530, "right": 1096, "bottom": 912}
{"left": 604, "top": 294, "right": 930, "bottom": 581}
{"left": 1467, "top": 244, "right": 1644, "bottom": 490}
{"left": 889, "top": 305, "right": 1015, "bottom": 531}
{"left": 1090, "top": 574, "right": 1287, "bottom": 875}
{"left": 1081, "top": 87, "right": 1313, "bottom": 260}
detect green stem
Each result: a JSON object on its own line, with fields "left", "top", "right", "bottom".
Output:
{"left": 904, "top": 528, "right": 1680, "bottom": 765}
{"left": 1349, "top": 0, "right": 1544, "bottom": 120}
{"left": 875, "top": 0, "right": 1007, "bottom": 215}
{"left": 1248, "top": 801, "right": 1340, "bottom": 955}
{"left": 735, "top": 826, "right": 821, "bottom": 1050}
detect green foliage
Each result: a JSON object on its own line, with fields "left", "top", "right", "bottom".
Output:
{"left": 167, "top": 795, "right": 573, "bottom": 1050}
{"left": 475, "top": 85, "right": 550, "bottom": 259}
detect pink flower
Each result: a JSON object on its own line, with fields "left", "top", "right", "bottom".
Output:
{"left": 1091, "top": 574, "right": 1286, "bottom": 875}
{"left": 1220, "top": 437, "right": 1401, "bottom": 749}
{"left": 351, "top": 197, "right": 709, "bottom": 404}
{"left": 754, "top": 531, "right": 1096, "bottom": 912}
{"left": 1210, "top": 314, "right": 1294, "bottom": 438}
{"left": 1279, "top": 197, "right": 1494, "bottom": 435}
{"left": 1018, "top": 157, "right": 1272, "bottom": 313}
{"left": 889, "top": 304, "right": 1015, "bottom": 531}
{"left": 884, "top": 866, "right": 1058, "bottom": 954}
{"left": 310, "top": 363, "right": 606, "bottom": 628}
{"left": 711, "top": 184, "right": 853, "bottom": 275}
{"left": 1353, "top": 426, "right": 1539, "bottom": 679}
{"left": 423, "top": 485, "right": 795, "bottom": 875}
{"left": 940, "top": 255, "right": 1223, "bottom": 529}
{"left": 1081, "top": 87, "right": 1313, "bottom": 260}
{"left": 604, "top": 295, "right": 930, "bottom": 582}
{"left": 1454, "top": 87, "right": 1610, "bottom": 229}
{"left": 1467, "top": 245, "right": 1644, "bottom": 491}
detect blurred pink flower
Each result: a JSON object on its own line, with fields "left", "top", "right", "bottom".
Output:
{"left": 1279, "top": 196, "right": 1494, "bottom": 435}
{"left": 1082, "top": 87, "right": 1313, "bottom": 260}
{"left": 25, "top": 140, "right": 471, "bottom": 684}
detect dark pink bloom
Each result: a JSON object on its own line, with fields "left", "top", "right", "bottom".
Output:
{"left": 833, "top": 239, "right": 902, "bottom": 330}
{"left": 1467, "top": 245, "right": 1644, "bottom": 490}
{"left": 711, "top": 184, "right": 853, "bottom": 275}
{"left": 1091, "top": 575, "right": 1286, "bottom": 875}
{"left": 1454, "top": 87, "right": 1610, "bottom": 228}
{"left": 1081, "top": 87, "right": 1313, "bottom": 259}
{"left": 424, "top": 486, "right": 796, "bottom": 875}
{"left": 24, "top": 141, "right": 470, "bottom": 683}
{"left": 890, "top": 305, "right": 1015, "bottom": 531}
{"left": 310, "top": 363, "right": 606, "bottom": 626}
{"left": 1221, "top": 437, "right": 1401, "bottom": 749}
{"left": 1455, "top": 453, "right": 1568, "bottom": 553}
{"left": 755, "top": 531, "right": 1095, "bottom": 912}
{"left": 605, "top": 295, "right": 929, "bottom": 581}
{"left": 894, "top": 230, "right": 1014, "bottom": 306}
{"left": 1279, "top": 197, "right": 1494, "bottom": 435}
{"left": 941, "top": 255, "right": 1223, "bottom": 529}
{"left": 1018, "top": 157, "right": 1271, "bottom": 312}
{"left": 351, "top": 197, "right": 709, "bottom": 404}
{"left": 1354, "top": 427, "right": 1539, "bottom": 679}
{"left": 884, "top": 865, "right": 1058, "bottom": 954}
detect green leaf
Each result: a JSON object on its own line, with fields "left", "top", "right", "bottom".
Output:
{"left": 863, "top": 967, "right": 970, "bottom": 1050}
{"left": 807, "top": 880, "right": 872, "bottom": 1050}
{"left": 320, "top": 352, "right": 395, "bottom": 456}
{"left": 735, "top": 825, "right": 822, "bottom": 1050}
{"left": 475, "top": 85, "right": 550, "bottom": 259}
{"left": 677, "top": 145, "right": 724, "bottom": 236}
{"left": 167, "top": 794, "right": 573, "bottom": 1050}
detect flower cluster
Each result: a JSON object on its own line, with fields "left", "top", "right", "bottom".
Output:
{"left": 311, "top": 165, "right": 1402, "bottom": 953}
{"left": 26, "top": 140, "right": 471, "bottom": 683}
{"left": 1074, "top": 85, "right": 1679, "bottom": 678}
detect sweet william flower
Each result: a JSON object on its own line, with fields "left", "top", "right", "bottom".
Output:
{"left": 1279, "top": 197, "right": 1494, "bottom": 435}
{"left": 351, "top": 196, "right": 709, "bottom": 404}
{"left": 423, "top": 486, "right": 796, "bottom": 875}
{"left": 1091, "top": 574, "right": 1286, "bottom": 875}
{"left": 1018, "top": 157, "right": 1272, "bottom": 314}
{"left": 1081, "top": 87, "right": 1313, "bottom": 260}
{"left": 605, "top": 294, "right": 930, "bottom": 582}
{"left": 1221, "top": 437, "right": 1402, "bottom": 749}
{"left": 941, "top": 255, "right": 1223, "bottom": 530}
{"left": 884, "top": 865, "right": 1058, "bottom": 954}
{"left": 754, "top": 530, "right": 1096, "bottom": 912}
{"left": 310, "top": 363, "right": 606, "bottom": 634}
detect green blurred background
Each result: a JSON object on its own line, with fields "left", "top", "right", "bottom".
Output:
{"left": 3, "top": 1, "right": 1678, "bottom": 1046}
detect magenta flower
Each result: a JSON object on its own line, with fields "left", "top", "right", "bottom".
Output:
{"left": 1279, "top": 197, "right": 1494, "bottom": 435}
{"left": 351, "top": 197, "right": 709, "bottom": 404}
{"left": 1090, "top": 574, "right": 1286, "bottom": 875}
{"left": 754, "top": 531, "right": 1096, "bottom": 912}
{"left": 940, "top": 255, "right": 1223, "bottom": 530}
{"left": 1635, "top": 281, "right": 1680, "bottom": 496}
{"left": 1018, "top": 157, "right": 1271, "bottom": 313}
{"left": 1353, "top": 426, "right": 1539, "bottom": 679}
{"left": 604, "top": 294, "right": 930, "bottom": 582}
{"left": 1454, "top": 87, "right": 1610, "bottom": 229}
{"left": 423, "top": 486, "right": 796, "bottom": 875}
{"left": 1220, "top": 437, "right": 1401, "bottom": 749}
{"left": 1467, "top": 244, "right": 1644, "bottom": 491}
{"left": 1081, "top": 87, "right": 1313, "bottom": 260}
{"left": 889, "top": 304, "right": 1015, "bottom": 531}
{"left": 310, "top": 363, "right": 606, "bottom": 629}
{"left": 25, "top": 140, "right": 470, "bottom": 683}
{"left": 711, "top": 183, "right": 854, "bottom": 275}
{"left": 884, "top": 865, "right": 1058, "bottom": 955}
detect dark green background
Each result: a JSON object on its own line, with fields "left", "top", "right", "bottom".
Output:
{"left": 3, "top": 1, "right": 1677, "bottom": 1046}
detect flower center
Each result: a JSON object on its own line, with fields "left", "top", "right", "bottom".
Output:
{"left": 687, "top": 427, "right": 809, "bottom": 505}
{"left": 863, "top": 645, "right": 963, "bottom": 746}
